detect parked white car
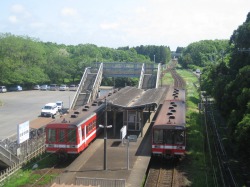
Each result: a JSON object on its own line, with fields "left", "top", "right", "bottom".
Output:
{"left": 41, "top": 103, "right": 58, "bottom": 117}
{"left": 69, "top": 84, "right": 77, "bottom": 91}
{"left": 0, "top": 86, "right": 7, "bottom": 93}
{"left": 59, "top": 84, "right": 68, "bottom": 91}
{"left": 56, "top": 101, "right": 63, "bottom": 111}
{"left": 40, "top": 85, "right": 49, "bottom": 91}
{"left": 33, "top": 85, "right": 40, "bottom": 90}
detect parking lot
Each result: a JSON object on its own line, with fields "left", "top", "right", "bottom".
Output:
{"left": 0, "top": 90, "right": 76, "bottom": 139}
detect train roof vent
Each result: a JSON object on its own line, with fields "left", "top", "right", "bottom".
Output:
{"left": 71, "top": 114, "right": 78, "bottom": 118}
{"left": 92, "top": 103, "right": 98, "bottom": 106}
{"left": 170, "top": 101, "right": 175, "bottom": 105}
{"left": 167, "top": 112, "right": 173, "bottom": 115}
{"left": 174, "top": 89, "right": 179, "bottom": 92}
{"left": 74, "top": 111, "right": 80, "bottom": 114}
{"left": 85, "top": 105, "right": 90, "bottom": 108}
{"left": 61, "top": 118, "right": 68, "bottom": 123}
{"left": 82, "top": 108, "right": 89, "bottom": 111}
{"left": 171, "top": 109, "right": 176, "bottom": 113}
{"left": 169, "top": 106, "right": 174, "bottom": 109}
{"left": 169, "top": 115, "right": 175, "bottom": 119}
{"left": 172, "top": 104, "right": 177, "bottom": 107}
{"left": 174, "top": 96, "right": 178, "bottom": 99}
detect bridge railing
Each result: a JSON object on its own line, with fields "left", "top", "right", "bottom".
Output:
{"left": 0, "top": 145, "right": 19, "bottom": 165}
{"left": 138, "top": 63, "right": 145, "bottom": 89}
{"left": 90, "top": 63, "right": 103, "bottom": 102}
{"left": 155, "top": 63, "right": 161, "bottom": 88}
{"left": 70, "top": 67, "right": 90, "bottom": 109}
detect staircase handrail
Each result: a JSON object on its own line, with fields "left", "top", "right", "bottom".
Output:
{"left": 0, "top": 145, "right": 19, "bottom": 164}
{"left": 138, "top": 63, "right": 145, "bottom": 89}
{"left": 70, "top": 67, "right": 90, "bottom": 109}
{"left": 155, "top": 63, "right": 161, "bottom": 88}
{"left": 91, "top": 63, "right": 103, "bottom": 101}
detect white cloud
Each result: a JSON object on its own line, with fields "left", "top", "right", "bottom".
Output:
{"left": 61, "top": 7, "right": 78, "bottom": 16}
{"left": 11, "top": 4, "right": 25, "bottom": 13}
{"left": 29, "top": 22, "right": 46, "bottom": 29}
{"left": 100, "top": 22, "right": 119, "bottom": 30}
{"left": 8, "top": 16, "right": 18, "bottom": 23}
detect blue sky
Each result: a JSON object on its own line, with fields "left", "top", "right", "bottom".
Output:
{"left": 1, "top": 0, "right": 250, "bottom": 50}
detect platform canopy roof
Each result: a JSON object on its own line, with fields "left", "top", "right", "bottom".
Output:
{"left": 106, "top": 86, "right": 168, "bottom": 109}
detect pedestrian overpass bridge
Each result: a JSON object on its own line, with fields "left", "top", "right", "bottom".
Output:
{"left": 70, "top": 62, "right": 162, "bottom": 110}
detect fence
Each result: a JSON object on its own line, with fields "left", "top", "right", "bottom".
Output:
{"left": 75, "top": 177, "right": 126, "bottom": 187}
{"left": 0, "top": 135, "right": 46, "bottom": 184}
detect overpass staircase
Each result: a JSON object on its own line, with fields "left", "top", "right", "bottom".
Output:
{"left": 0, "top": 145, "right": 19, "bottom": 167}
{"left": 71, "top": 63, "right": 103, "bottom": 110}
{"left": 138, "top": 63, "right": 161, "bottom": 89}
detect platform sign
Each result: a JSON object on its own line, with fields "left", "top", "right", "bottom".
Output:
{"left": 17, "top": 121, "right": 30, "bottom": 144}
{"left": 128, "top": 135, "right": 137, "bottom": 142}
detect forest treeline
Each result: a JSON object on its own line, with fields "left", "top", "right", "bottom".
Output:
{"left": 0, "top": 33, "right": 171, "bottom": 87}
{"left": 179, "top": 12, "right": 250, "bottom": 159}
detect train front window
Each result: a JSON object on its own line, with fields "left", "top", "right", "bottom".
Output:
{"left": 153, "top": 129, "right": 163, "bottom": 144}
{"left": 48, "top": 129, "right": 56, "bottom": 143}
{"left": 68, "top": 129, "right": 76, "bottom": 143}
{"left": 174, "top": 130, "right": 185, "bottom": 145}
{"left": 58, "top": 129, "right": 65, "bottom": 143}
{"left": 164, "top": 130, "right": 174, "bottom": 144}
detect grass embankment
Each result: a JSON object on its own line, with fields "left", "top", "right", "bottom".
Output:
{"left": 177, "top": 69, "right": 209, "bottom": 186}
{"left": 2, "top": 154, "right": 59, "bottom": 187}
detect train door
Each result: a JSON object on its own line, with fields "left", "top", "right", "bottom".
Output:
{"left": 78, "top": 126, "right": 82, "bottom": 144}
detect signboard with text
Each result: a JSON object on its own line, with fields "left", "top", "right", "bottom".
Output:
{"left": 17, "top": 121, "right": 30, "bottom": 144}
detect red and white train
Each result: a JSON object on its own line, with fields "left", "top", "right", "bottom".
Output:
{"left": 45, "top": 100, "right": 105, "bottom": 154}
{"left": 152, "top": 87, "right": 186, "bottom": 158}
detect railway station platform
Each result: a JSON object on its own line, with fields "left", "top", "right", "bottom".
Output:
{"left": 52, "top": 112, "right": 155, "bottom": 187}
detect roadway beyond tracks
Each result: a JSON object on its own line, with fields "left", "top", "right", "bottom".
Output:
{"left": 0, "top": 90, "right": 76, "bottom": 139}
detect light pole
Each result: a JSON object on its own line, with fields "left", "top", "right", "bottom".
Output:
{"left": 99, "top": 99, "right": 112, "bottom": 170}
{"left": 126, "top": 135, "right": 137, "bottom": 170}
{"left": 154, "top": 55, "right": 155, "bottom": 63}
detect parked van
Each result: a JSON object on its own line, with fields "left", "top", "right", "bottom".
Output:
{"left": 41, "top": 103, "right": 58, "bottom": 117}
{"left": 56, "top": 101, "right": 63, "bottom": 111}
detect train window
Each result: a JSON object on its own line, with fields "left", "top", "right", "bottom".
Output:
{"left": 82, "top": 127, "right": 85, "bottom": 138}
{"left": 164, "top": 130, "right": 174, "bottom": 144}
{"left": 48, "top": 129, "right": 56, "bottom": 143}
{"left": 90, "top": 121, "right": 93, "bottom": 130}
{"left": 174, "top": 130, "right": 185, "bottom": 145}
{"left": 58, "top": 129, "right": 65, "bottom": 143}
{"left": 68, "top": 129, "right": 76, "bottom": 143}
{"left": 153, "top": 129, "right": 163, "bottom": 144}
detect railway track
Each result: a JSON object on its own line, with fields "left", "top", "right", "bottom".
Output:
{"left": 169, "top": 69, "right": 186, "bottom": 89}
{"left": 144, "top": 66, "right": 186, "bottom": 187}
{"left": 145, "top": 158, "right": 176, "bottom": 187}
{"left": 203, "top": 99, "right": 238, "bottom": 186}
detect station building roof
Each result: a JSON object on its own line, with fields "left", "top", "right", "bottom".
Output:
{"left": 106, "top": 86, "right": 169, "bottom": 109}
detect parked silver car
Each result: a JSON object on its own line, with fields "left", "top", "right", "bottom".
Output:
{"left": 59, "top": 84, "right": 68, "bottom": 91}
{"left": 0, "top": 86, "right": 7, "bottom": 93}
{"left": 33, "top": 85, "right": 40, "bottom": 90}
{"left": 40, "top": 85, "right": 49, "bottom": 91}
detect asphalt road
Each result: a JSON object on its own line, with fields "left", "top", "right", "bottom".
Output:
{"left": 0, "top": 90, "right": 76, "bottom": 139}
